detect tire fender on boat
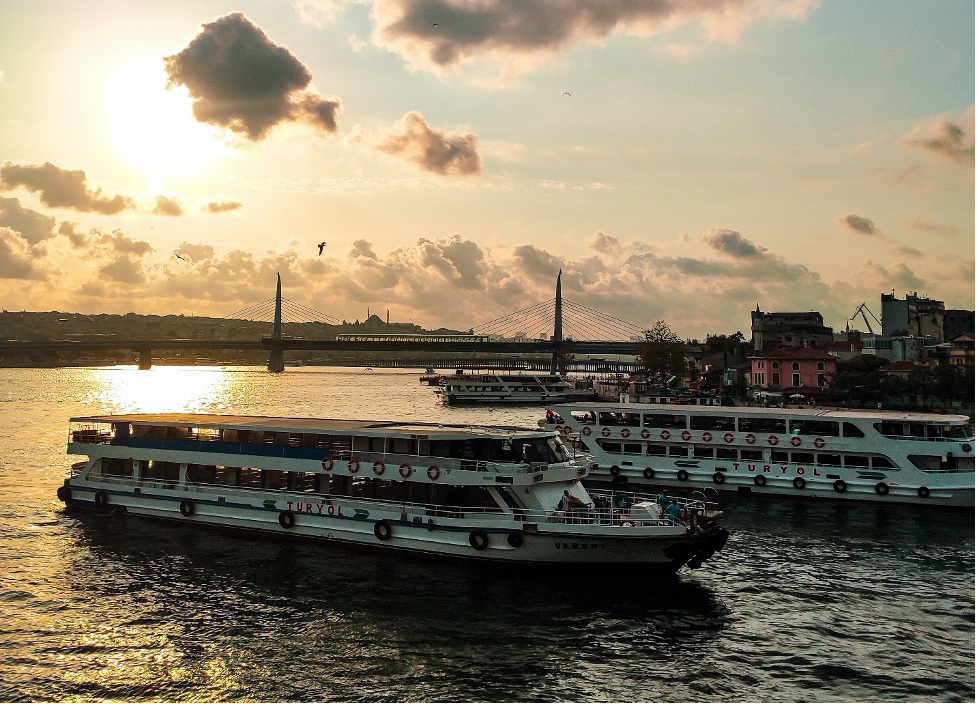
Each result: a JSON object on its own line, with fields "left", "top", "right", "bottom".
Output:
{"left": 427, "top": 464, "right": 440, "bottom": 481}
{"left": 609, "top": 465, "right": 621, "bottom": 476}
{"left": 278, "top": 510, "right": 296, "bottom": 529}
{"left": 506, "top": 532, "right": 523, "bottom": 548}
{"left": 399, "top": 463, "right": 412, "bottom": 478}
{"left": 180, "top": 499, "right": 195, "bottom": 517}
{"left": 712, "top": 472, "right": 725, "bottom": 484}
{"left": 917, "top": 486, "right": 930, "bottom": 498}
{"left": 676, "top": 469, "right": 689, "bottom": 482}
{"left": 833, "top": 479, "right": 847, "bottom": 493}
{"left": 56, "top": 485, "right": 72, "bottom": 502}
{"left": 469, "top": 529, "right": 489, "bottom": 551}
{"left": 374, "top": 520, "right": 392, "bottom": 540}
{"left": 754, "top": 474, "right": 766, "bottom": 487}
{"left": 94, "top": 490, "right": 109, "bottom": 507}
{"left": 792, "top": 477, "right": 806, "bottom": 490}
{"left": 875, "top": 482, "right": 889, "bottom": 496}
{"left": 643, "top": 467, "right": 655, "bottom": 480}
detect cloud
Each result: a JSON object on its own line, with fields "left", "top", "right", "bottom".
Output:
{"left": 903, "top": 105, "right": 975, "bottom": 166}
{"left": 586, "top": 230, "right": 622, "bottom": 256}
{"left": 895, "top": 245, "right": 923, "bottom": 258}
{"left": 353, "top": 111, "right": 482, "bottom": 176}
{"left": 905, "top": 218, "right": 958, "bottom": 236}
{"left": 164, "top": 11, "right": 343, "bottom": 140}
{"left": 0, "top": 227, "right": 46, "bottom": 279}
{"left": 153, "top": 195, "right": 184, "bottom": 216}
{"left": 365, "top": 0, "right": 818, "bottom": 80}
{"left": 700, "top": 227, "right": 767, "bottom": 258}
{"left": 58, "top": 221, "right": 89, "bottom": 247}
{"left": 205, "top": 199, "right": 243, "bottom": 213}
{"left": 0, "top": 161, "right": 133, "bottom": 214}
{"left": 0, "top": 197, "right": 56, "bottom": 245}
{"left": 175, "top": 242, "right": 215, "bottom": 262}
{"left": 836, "top": 214, "right": 881, "bottom": 236}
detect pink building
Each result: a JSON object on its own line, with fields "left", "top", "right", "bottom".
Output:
{"left": 748, "top": 347, "right": 837, "bottom": 397}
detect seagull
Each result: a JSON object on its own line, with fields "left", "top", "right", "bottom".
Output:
{"left": 432, "top": 22, "right": 438, "bottom": 26}
{"left": 173, "top": 253, "right": 186, "bottom": 262}
{"left": 317, "top": 241, "right": 327, "bottom": 255}
{"left": 563, "top": 92, "right": 571, "bottom": 96}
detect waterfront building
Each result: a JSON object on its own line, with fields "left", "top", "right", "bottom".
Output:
{"left": 747, "top": 347, "right": 837, "bottom": 401}
{"left": 750, "top": 307, "right": 834, "bottom": 352}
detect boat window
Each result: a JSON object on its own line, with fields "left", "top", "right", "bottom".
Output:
{"left": 844, "top": 455, "right": 870, "bottom": 468}
{"left": 291, "top": 472, "right": 319, "bottom": 492}
{"left": 570, "top": 410, "right": 596, "bottom": 424}
{"left": 548, "top": 437, "right": 570, "bottom": 462}
{"left": 716, "top": 447, "right": 737, "bottom": 460}
{"left": 274, "top": 432, "right": 290, "bottom": 446}
{"left": 574, "top": 438, "right": 591, "bottom": 453}
{"left": 100, "top": 457, "right": 132, "bottom": 478}
{"left": 598, "top": 441, "right": 622, "bottom": 454}
{"left": 690, "top": 416, "right": 735, "bottom": 431}
{"left": 693, "top": 447, "right": 714, "bottom": 459}
{"left": 668, "top": 446, "right": 688, "bottom": 457}
{"left": 646, "top": 444, "right": 667, "bottom": 456}
{"left": 642, "top": 413, "right": 687, "bottom": 429}
{"left": 740, "top": 449, "right": 763, "bottom": 461}
{"left": 369, "top": 436, "right": 385, "bottom": 453}
{"left": 195, "top": 428, "right": 220, "bottom": 442}
{"left": 791, "top": 452, "right": 815, "bottom": 464}
{"left": 871, "top": 456, "right": 897, "bottom": 469}
{"left": 263, "top": 470, "right": 288, "bottom": 490}
{"left": 737, "top": 417, "right": 787, "bottom": 434}
{"left": 843, "top": 423, "right": 865, "bottom": 438}
{"left": 389, "top": 437, "right": 413, "bottom": 455}
{"left": 771, "top": 451, "right": 789, "bottom": 463}
{"left": 623, "top": 443, "right": 643, "bottom": 455}
{"left": 598, "top": 412, "right": 640, "bottom": 427}
{"left": 817, "top": 454, "right": 842, "bottom": 466}
{"left": 939, "top": 424, "right": 972, "bottom": 439}
{"left": 353, "top": 436, "right": 370, "bottom": 452}
{"left": 789, "top": 420, "right": 839, "bottom": 436}
{"left": 238, "top": 467, "right": 262, "bottom": 487}
{"left": 142, "top": 460, "right": 179, "bottom": 484}
{"left": 186, "top": 464, "right": 217, "bottom": 483}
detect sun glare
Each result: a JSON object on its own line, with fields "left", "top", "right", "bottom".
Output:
{"left": 103, "top": 59, "right": 232, "bottom": 176}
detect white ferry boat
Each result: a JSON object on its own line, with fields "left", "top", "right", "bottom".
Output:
{"left": 435, "top": 371, "right": 597, "bottom": 405}
{"left": 542, "top": 404, "right": 975, "bottom": 507}
{"left": 56, "top": 413, "right": 729, "bottom": 569}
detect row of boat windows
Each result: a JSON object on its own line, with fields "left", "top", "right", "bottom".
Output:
{"left": 125, "top": 425, "right": 568, "bottom": 464}
{"left": 93, "top": 459, "right": 509, "bottom": 510}
{"left": 592, "top": 440, "right": 897, "bottom": 468}
{"left": 572, "top": 412, "right": 971, "bottom": 439}
{"left": 446, "top": 385, "right": 560, "bottom": 392}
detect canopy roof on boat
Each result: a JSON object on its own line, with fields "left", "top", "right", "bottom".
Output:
{"left": 549, "top": 403, "right": 971, "bottom": 423}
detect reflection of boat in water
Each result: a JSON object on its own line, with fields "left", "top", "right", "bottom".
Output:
{"left": 58, "top": 413, "right": 728, "bottom": 569}
{"left": 542, "top": 403, "right": 975, "bottom": 507}
{"left": 435, "top": 370, "right": 598, "bottom": 405}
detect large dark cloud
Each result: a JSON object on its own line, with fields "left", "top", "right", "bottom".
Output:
{"left": 361, "top": 111, "right": 482, "bottom": 176}
{"left": 701, "top": 227, "right": 767, "bottom": 258}
{"left": 0, "top": 161, "right": 133, "bottom": 215}
{"left": 164, "top": 12, "right": 343, "bottom": 140}
{"left": 0, "top": 197, "right": 56, "bottom": 245}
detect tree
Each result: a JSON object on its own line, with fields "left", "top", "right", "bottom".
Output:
{"left": 638, "top": 320, "right": 686, "bottom": 383}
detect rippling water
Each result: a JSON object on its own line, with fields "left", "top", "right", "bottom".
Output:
{"left": 0, "top": 366, "right": 973, "bottom": 702}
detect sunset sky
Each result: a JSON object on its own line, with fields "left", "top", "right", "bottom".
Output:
{"left": 0, "top": 0, "right": 972, "bottom": 337}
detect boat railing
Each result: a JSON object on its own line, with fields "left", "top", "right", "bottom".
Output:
{"left": 880, "top": 434, "right": 975, "bottom": 443}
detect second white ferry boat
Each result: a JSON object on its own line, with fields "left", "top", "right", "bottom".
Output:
{"left": 57, "top": 413, "right": 728, "bottom": 569}
{"left": 435, "top": 371, "right": 597, "bottom": 405}
{"left": 542, "top": 403, "right": 974, "bottom": 507}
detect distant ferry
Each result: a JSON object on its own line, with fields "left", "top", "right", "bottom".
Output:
{"left": 542, "top": 403, "right": 975, "bottom": 507}
{"left": 435, "top": 371, "right": 598, "bottom": 405}
{"left": 57, "top": 413, "right": 728, "bottom": 569}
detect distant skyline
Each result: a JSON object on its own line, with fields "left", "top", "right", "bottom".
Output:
{"left": 0, "top": 0, "right": 972, "bottom": 337}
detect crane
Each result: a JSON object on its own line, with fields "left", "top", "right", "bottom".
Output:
{"left": 849, "top": 303, "right": 881, "bottom": 334}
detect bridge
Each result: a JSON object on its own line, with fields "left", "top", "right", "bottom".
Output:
{"left": 0, "top": 272, "right": 647, "bottom": 371}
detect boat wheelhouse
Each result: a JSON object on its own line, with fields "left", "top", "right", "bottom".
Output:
{"left": 435, "top": 371, "right": 597, "bottom": 405}
{"left": 57, "top": 413, "right": 728, "bottom": 569}
{"left": 542, "top": 404, "right": 975, "bottom": 507}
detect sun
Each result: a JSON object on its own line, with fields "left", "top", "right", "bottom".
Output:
{"left": 103, "top": 58, "right": 233, "bottom": 176}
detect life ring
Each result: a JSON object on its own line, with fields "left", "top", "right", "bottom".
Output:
{"left": 875, "top": 482, "right": 889, "bottom": 496}
{"left": 601, "top": 427, "right": 611, "bottom": 437}
{"left": 56, "top": 485, "right": 72, "bottom": 502}
{"left": 559, "top": 426, "right": 570, "bottom": 437}
{"left": 680, "top": 430, "right": 691, "bottom": 441}
{"left": 399, "top": 463, "right": 412, "bottom": 478}
{"left": 754, "top": 474, "right": 766, "bottom": 487}
{"left": 374, "top": 520, "right": 392, "bottom": 540}
{"left": 621, "top": 428, "right": 630, "bottom": 438}
{"left": 581, "top": 426, "right": 592, "bottom": 436}
{"left": 94, "top": 490, "right": 109, "bottom": 507}
{"left": 833, "top": 479, "right": 847, "bottom": 493}
{"left": 745, "top": 433, "right": 756, "bottom": 444}
{"left": 321, "top": 457, "right": 334, "bottom": 471}
{"left": 348, "top": 459, "right": 360, "bottom": 474}
{"left": 506, "top": 532, "right": 524, "bottom": 548}
{"left": 609, "top": 465, "right": 621, "bottom": 476}
{"left": 640, "top": 428, "right": 650, "bottom": 439}
{"left": 372, "top": 460, "right": 385, "bottom": 476}
{"left": 917, "top": 486, "right": 930, "bottom": 498}
{"left": 790, "top": 436, "right": 802, "bottom": 447}
{"left": 427, "top": 464, "right": 440, "bottom": 481}
{"left": 660, "top": 429, "right": 671, "bottom": 440}
{"left": 713, "top": 472, "right": 725, "bottom": 484}
{"left": 278, "top": 510, "right": 295, "bottom": 529}
{"left": 702, "top": 431, "right": 713, "bottom": 442}
{"left": 814, "top": 437, "right": 825, "bottom": 449}
{"left": 723, "top": 432, "right": 734, "bottom": 443}
{"left": 676, "top": 469, "right": 689, "bottom": 482}
{"left": 179, "top": 499, "right": 195, "bottom": 517}
{"left": 643, "top": 467, "right": 655, "bottom": 480}
{"left": 792, "top": 477, "right": 806, "bottom": 490}
{"left": 767, "top": 435, "right": 779, "bottom": 446}
{"left": 469, "top": 529, "right": 489, "bottom": 551}
{"left": 553, "top": 424, "right": 563, "bottom": 433}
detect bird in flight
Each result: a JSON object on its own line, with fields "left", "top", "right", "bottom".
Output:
{"left": 563, "top": 92, "right": 571, "bottom": 96}
{"left": 432, "top": 22, "right": 438, "bottom": 26}
{"left": 173, "top": 253, "right": 186, "bottom": 262}
{"left": 317, "top": 241, "right": 327, "bottom": 255}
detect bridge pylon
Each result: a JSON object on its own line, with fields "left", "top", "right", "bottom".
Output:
{"left": 550, "top": 270, "right": 564, "bottom": 374}
{"left": 268, "top": 273, "right": 285, "bottom": 372}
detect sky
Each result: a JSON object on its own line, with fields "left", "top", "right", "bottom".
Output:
{"left": 0, "top": 0, "right": 973, "bottom": 338}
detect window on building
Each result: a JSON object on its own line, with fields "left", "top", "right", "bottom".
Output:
{"left": 817, "top": 374, "right": 826, "bottom": 387}
{"left": 792, "top": 373, "right": 801, "bottom": 386}
{"left": 772, "top": 361, "right": 780, "bottom": 369}
{"left": 792, "top": 362, "right": 800, "bottom": 370}
{"left": 772, "top": 373, "right": 781, "bottom": 385}
{"left": 817, "top": 361, "right": 825, "bottom": 371}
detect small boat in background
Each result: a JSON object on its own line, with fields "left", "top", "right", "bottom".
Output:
{"left": 435, "top": 370, "right": 597, "bottom": 405}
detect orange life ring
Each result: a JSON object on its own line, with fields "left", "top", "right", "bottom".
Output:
{"left": 814, "top": 436, "right": 825, "bottom": 448}
{"left": 745, "top": 433, "right": 756, "bottom": 444}
{"left": 621, "top": 428, "right": 630, "bottom": 438}
{"left": 581, "top": 426, "right": 592, "bottom": 436}
{"left": 427, "top": 464, "right": 440, "bottom": 480}
{"left": 660, "top": 429, "right": 671, "bottom": 440}
{"left": 348, "top": 459, "right": 360, "bottom": 474}
{"left": 790, "top": 436, "right": 801, "bottom": 447}
{"left": 372, "top": 460, "right": 385, "bottom": 475}
{"left": 321, "top": 457, "right": 334, "bottom": 471}
{"left": 399, "top": 463, "right": 412, "bottom": 478}
{"left": 640, "top": 428, "right": 650, "bottom": 439}
{"left": 601, "top": 427, "right": 611, "bottom": 437}
{"left": 767, "top": 435, "right": 779, "bottom": 446}
{"left": 681, "top": 430, "right": 691, "bottom": 441}
{"left": 723, "top": 432, "right": 734, "bottom": 443}
{"left": 701, "top": 431, "right": 713, "bottom": 442}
